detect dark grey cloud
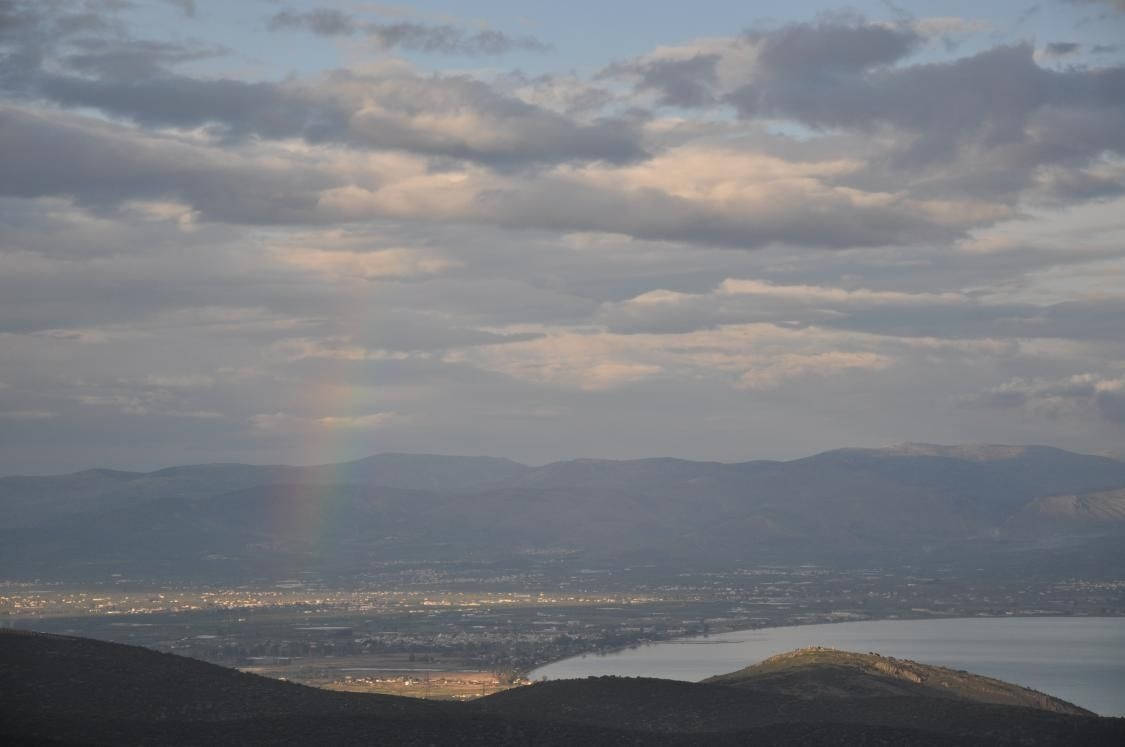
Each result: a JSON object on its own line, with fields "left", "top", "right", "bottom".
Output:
{"left": 268, "top": 8, "right": 354, "bottom": 35}
{"left": 0, "top": 2, "right": 631, "bottom": 166}
{"left": 17, "top": 68, "right": 643, "bottom": 166}
{"left": 744, "top": 16, "right": 922, "bottom": 73}
{"left": 726, "top": 40, "right": 1125, "bottom": 201}
{"left": 0, "top": 107, "right": 332, "bottom": 224}
{"left": 267, "top": 8, "right": 551, "bottom": 55}
{"left": 727, "top": 43, "right": 1122, "bottom": 153}
{"left": 605, "top": 54, "right": 721, "bottom": 107}
{"left": 2, "top": 100, "right": 941, "bottom": 250}
{"left": 601, "top": 18, "right": 1125, "bottom": 209}
{"left": 603, "top": 19, "right": 922, "bottom": 109}
{"left": 1043, "top": 41, "right": 1081, "bottom": 56}
{"left": 60, "top": 37, "right": 228, "bottom": 80}
{"left": 368, "top": 23, "right": 551, "bottom": 55}
{"left": 0, "top": 0, "right": 121, "bottom": 93}
{"left": 475, "top": 175, "right": 956, "bottom": 250}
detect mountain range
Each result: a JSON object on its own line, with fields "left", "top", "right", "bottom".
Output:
{"left": 3, "top": 444, "right": 1125, "bottom": 580}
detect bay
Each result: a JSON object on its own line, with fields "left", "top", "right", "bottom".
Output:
{"left": 529, "top": 616, "right": 1125, "bottom": 716}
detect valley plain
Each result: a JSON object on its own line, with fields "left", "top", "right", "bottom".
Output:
{"left": 3, "top": 444, "right": 1124, "bottom": 702}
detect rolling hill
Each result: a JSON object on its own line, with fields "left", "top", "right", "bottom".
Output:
{"left": 2, "top": 630, "right": 1121, "bottom": 745}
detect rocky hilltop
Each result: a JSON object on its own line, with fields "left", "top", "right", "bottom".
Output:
{"left": 703, "top": 646, "right": 1090, "bottom": 715}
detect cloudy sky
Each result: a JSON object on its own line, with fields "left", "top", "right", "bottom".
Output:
{"left": 1, "top": 0, "right": 1124, "bottom": 473}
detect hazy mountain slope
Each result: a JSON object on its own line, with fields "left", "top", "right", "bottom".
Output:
{"left": 0, "top": 468, "right": 145, "bottom": 529}
{"left": 1, "top": 483, "right": 456, "bottom": 580}
{"left": 773, "top": 445, "right": 1125, "bottom": 520}
{"left": 4, "top": 630, "right": 1122, "bottom": 746}
{"left": 1019, "top": 488, "right": 1125, "bottom": 524}
{"left": 0, "top": 454, "right": 527, "bottom": 530}
{"left": 302, "top": 453, "right": 529, "bottom": 493}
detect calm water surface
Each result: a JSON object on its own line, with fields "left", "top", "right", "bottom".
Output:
{"left": 530, "top": 617, "right": 1125, "bottom": 716}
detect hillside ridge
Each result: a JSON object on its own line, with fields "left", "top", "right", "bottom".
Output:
{"left": 3, "top": 630, "right": 1123, "bottom": 746}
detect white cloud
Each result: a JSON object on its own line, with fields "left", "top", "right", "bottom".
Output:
{"left": 737, "top": 351, "right": 893, "bottom": 390}
{"left": 274, "top": 246, "right": 461, "bottom": 280}
{"left": 455, "top": 323, "right": 901, "bottom": 391}
{"left": 250, "top": 411, "right": 402, "bottom": 431}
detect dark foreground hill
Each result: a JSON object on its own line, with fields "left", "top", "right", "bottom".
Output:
{"left": 2, "top": 631, "right": 1123, "bottom": 746}
{"left": 3, "top": 443, "right": 1125, "bottom": 581}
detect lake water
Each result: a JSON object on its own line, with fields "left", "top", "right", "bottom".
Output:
{"left": 529, "top": 616, "right": 1125, "bottom": 716}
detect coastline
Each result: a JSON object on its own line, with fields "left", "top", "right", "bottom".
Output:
{"left": 524, "top": 612, "right": 1125, "bottom": 720}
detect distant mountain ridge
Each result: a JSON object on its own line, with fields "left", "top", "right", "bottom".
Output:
{"left": 876, "top": 443, "right": 1071, "bottom": 461}
{"left": 3, "top": 630, "right": 1122, "bottom": 745}
{"left": 0, "top": 453, "right": 529, "bottom": 529}
{"left": 3, "top": 444, "right": 1125, "bottom": 580}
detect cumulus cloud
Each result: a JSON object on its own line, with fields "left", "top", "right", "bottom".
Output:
{"left": 0, "top": 107, "right": 335, "bottom": 223}
{"left": 727, "top": 41, "right": 1125, "bottom": 172}
{"left": 0, "top": 4, "right": 631, "bottom": 167}
{"left": 743, "top": 16, "right": 923, "bottom": 73}
{"left": 736, "top": 351, "right": 893, "bottom": 390}
{"left": 598, "top": 278, "right": 967, "bottom": 334}
{"left": 4, "top": 113, "right": 976, "bottom": 249}
{"left": 1, "top": 2, "right": 1124, "bottom": 470}
{"left": 28, "top": 69, "right": 644, "bottom": 166}
{"left": 452, "top": 322, "right": 905, "bottom": 392}
{"left": 605, "top": 17, "right": 1125, "bottom": 208}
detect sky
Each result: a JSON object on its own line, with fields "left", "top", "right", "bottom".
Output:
{"left": 1, "top": 0, "right": 1124, "bottom": 474}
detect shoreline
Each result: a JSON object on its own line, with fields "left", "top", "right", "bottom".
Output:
{"left": 522, "top": 611, "right": 1125, "bottom": 682}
